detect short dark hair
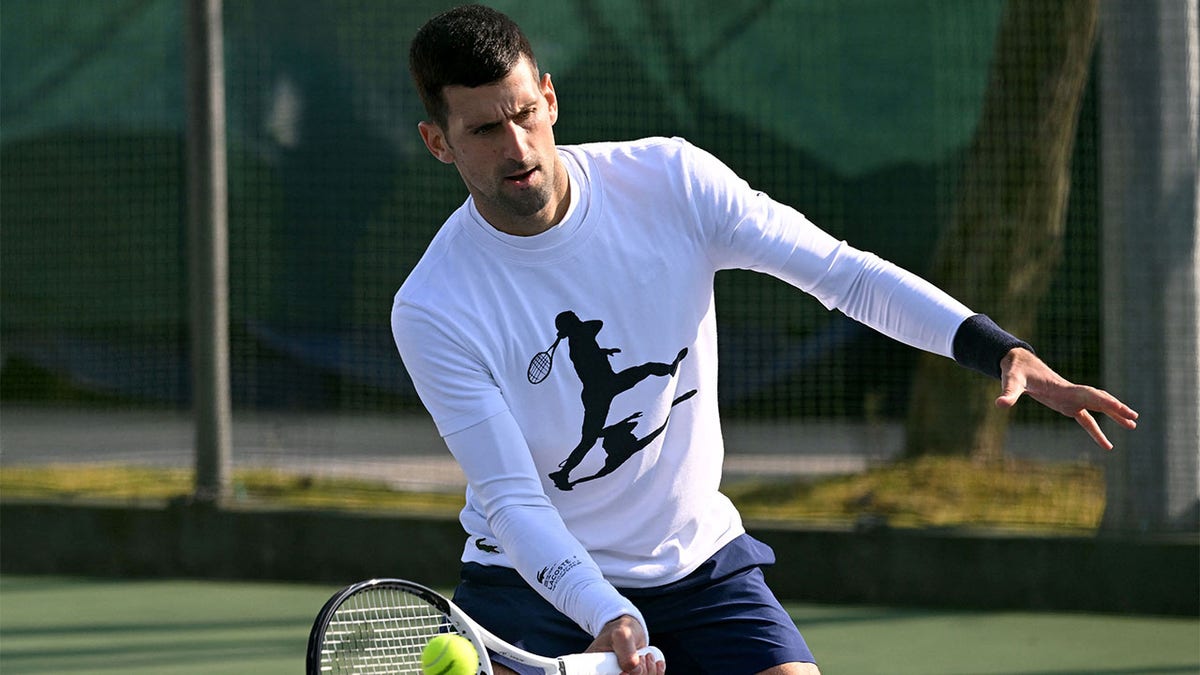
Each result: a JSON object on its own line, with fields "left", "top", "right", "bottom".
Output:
{"left": 409, "top": 4, "right": 538, "bottom": 128}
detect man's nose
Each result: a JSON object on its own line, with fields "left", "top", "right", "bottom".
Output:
{"left": 500, "top": 122, "right": 530, "bottom": 161}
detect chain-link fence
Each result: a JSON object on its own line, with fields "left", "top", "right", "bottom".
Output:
{"left": 2, "top": 0, "right": 1195, "bottom": 532}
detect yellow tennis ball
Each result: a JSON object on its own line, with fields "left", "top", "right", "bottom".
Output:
{"left": 421, "top": 633, "right": 478, "bottom": 675}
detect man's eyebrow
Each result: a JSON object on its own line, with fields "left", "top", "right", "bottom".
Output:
{"left": 468, "top": 119, "right": 501, "bottom": 134}
{"left": 467, "top": 102, "right": 539, "bottom": 134}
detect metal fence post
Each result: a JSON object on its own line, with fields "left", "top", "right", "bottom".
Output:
{"left": 1099, "top": 0, "right": 1200, "bottom": 532}
{"left": 185, "top": 0, "right": 232, "bottom": 505}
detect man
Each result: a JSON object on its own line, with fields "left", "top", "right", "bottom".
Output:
{"left": 392, "top": 5, "right": 1138, "bottom": 675}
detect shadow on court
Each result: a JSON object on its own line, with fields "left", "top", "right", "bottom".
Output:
{"left": 0, "top": 577, "right": 1196, "bottom": 674}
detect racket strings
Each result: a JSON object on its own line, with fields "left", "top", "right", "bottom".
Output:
{"left": 320, "top": 587, "right": 459, "bottom": 674}
{"left": 528, "top": 351, "right": 553, "bottom": 384}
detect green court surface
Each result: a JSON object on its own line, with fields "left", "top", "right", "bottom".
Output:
{"left": 0, "top": 576, "right": 1196, "bottom": 674}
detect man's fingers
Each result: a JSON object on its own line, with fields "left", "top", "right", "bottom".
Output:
{"left": 650, "top": 650, "right": 666, "bottom": 675}
{"left": 638, "top": 648, "right": 665, "bottom": 675}
{"left": 606, "top": 624, "right": 644, "bottom": 675}
{"left": 1075, "top": 388, "right": 1138, "bottom": 447}
{"left": 1109, "top": 410, "right": 1139, "bottom": 429}
{"left": 995, "top": 378, "right": 1026, "bottom": 409}
{"left": 1094, "top": 391, "right": 1139, "bottom": 428}
{"left": 1075, "top": 409, "right": 1114, "bottom": 451}
{"left": 622, "top": 648, "right": 652, "bottom": 675}
{"left": 995, "top": 393, "right": 1020, "bottom": 409}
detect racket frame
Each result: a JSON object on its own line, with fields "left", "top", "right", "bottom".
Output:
{"left": 307, "top": 578, "right": 493, "bottom": 674}
{"left": 307, "top": 577, "right": 662, "bottom": 675}
{"left": 527, "top": 336, "right": 562, "bottom": 384}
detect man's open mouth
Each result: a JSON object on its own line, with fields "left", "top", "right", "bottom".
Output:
{"left": 505, "top": 167, "right": 537, "bottom": 184}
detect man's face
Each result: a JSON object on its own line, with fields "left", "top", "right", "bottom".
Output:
{"left": 419, "top": 57, "right": 565, "bottom": 236}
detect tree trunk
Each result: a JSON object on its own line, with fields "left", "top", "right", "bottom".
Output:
{"left": 904, "top": 0, "right": 1098, "bottom": 461}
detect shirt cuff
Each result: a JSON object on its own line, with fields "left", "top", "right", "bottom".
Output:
{"left": 951, "top": 314, "right": 1034, "bottom": 379}
{"left": 585, "top": 586, "right": 648, "bottom": 641}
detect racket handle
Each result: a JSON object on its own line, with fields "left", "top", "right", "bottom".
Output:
{"left": 640, "top": 646, "right": 665, "bottom": 663}
{"left": 638, "top": 643, "right": 667, "bottom": 658}
{"left": 562, "top": 646, "right": 664, "bottom": 675}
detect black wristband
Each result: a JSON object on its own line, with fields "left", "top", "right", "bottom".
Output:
{"left": 952, "top": 314, "right": 1034, "bottom": 379}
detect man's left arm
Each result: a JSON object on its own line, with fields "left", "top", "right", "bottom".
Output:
{"left": 679, "top": 141, "right": 1140, "bottom": 449}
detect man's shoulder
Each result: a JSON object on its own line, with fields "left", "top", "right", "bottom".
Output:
{"left": 561, "top": 136, "right": 694, "bottom": 165}
{"left": 393, "top": 206, "right": 472, "bottom": 306}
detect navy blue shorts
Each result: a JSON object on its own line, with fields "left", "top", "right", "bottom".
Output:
{"left": 452, "top": 534, "right": 815, "bottom": 674}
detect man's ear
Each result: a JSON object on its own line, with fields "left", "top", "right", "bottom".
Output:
{"left": 418, "top": 121, "right": 455, "bottom": 164}
{"left": 542, "top": 72, "right": 559, "bottom": 126}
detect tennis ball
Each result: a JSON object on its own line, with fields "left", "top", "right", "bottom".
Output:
{"left": 421, "top": 633, "right": 478, "bottom": 675}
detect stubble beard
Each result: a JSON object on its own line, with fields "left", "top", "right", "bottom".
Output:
{"left": 498, "top": 180, "right": 551, "bottom": 219}
{"left": 466, "top": 149, "right": 567, "bottom": 235}
{"left": 499, "top": 160, "right": 551, "bottom": 216}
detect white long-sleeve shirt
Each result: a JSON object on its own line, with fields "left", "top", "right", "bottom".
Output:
{"left": 392, "top": 136, "right": 973, "bottom": 636}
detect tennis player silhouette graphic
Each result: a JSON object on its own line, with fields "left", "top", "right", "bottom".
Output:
{"left": 541, "top": 310, "right": 692, "bottom": 491}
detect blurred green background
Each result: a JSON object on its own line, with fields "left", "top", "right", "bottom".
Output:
{"left": 3, "top": 0, "right": 1197, "bottom": 579}
{"left": 4, "top": 0, "right": 1103, "bottom": 418}
{"left": 1, "top": 1, "right": 1196, "bottom": 670}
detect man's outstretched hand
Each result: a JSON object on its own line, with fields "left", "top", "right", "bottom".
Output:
{"left": 996, "top": 348, "right": 1139, "bottom": 450}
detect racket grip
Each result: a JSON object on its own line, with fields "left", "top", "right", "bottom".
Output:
{"left": 566, "top": 646, "right": 664, "bottom": 674}
{"left": 640, "top": 646, "right": 665, "bottom": 663}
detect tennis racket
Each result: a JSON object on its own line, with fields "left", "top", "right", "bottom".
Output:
{"left": 306, "top": 578, "right": 664, "bottom": 675}
{"left": 527, "top": 336, "right": 562, "bottom": 384}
